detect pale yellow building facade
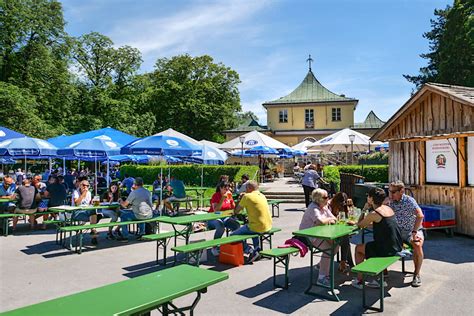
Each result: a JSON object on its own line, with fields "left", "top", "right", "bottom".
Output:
{"left": 262, "top": 69, "right": 358, "bottom": 146}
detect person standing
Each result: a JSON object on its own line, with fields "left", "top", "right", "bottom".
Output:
{"left": 388, "top": 180, "right": 424, "bottom": 287}
{"left": 301, "top": 164, "right": 321, "bottom": 207}
{"left": 232, "top": 181, "right": 272, "bottom": 263}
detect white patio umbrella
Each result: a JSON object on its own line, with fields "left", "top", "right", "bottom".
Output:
{"left": 291, "top": 139, "right": 315, "bottom": 152}
{"left": 307, "top": 128, "right": 372, "bottom": 152}
{"left": 218, "top": 130, "right": 290, "bottom": 150}
{"left": 153, "top": 128, "right": 200, "bottom": 145}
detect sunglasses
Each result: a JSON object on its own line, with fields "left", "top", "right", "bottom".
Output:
{"left": 389, "top": 190, "right": 400, "bottom": 194}
{"left": 82, "top": 184, "right": 90, "bottom": 187}
{"left": 322, "top": 196, "right": 329, "bottom": 200}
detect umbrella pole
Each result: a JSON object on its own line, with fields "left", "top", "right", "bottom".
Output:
{"left": 24, "top": 155, "right": 27, "bottom": 173}
{"left": 106, "top": 158, "right": 110, "bottom": 188}
{"left": 94, "top": 157, "right": 97, "bottom": 196}
{"left": 200, "top": 166, "right": 204, "bottom": 210}
{"left": 63, "top": 157, "right": 66, "bottom": 175}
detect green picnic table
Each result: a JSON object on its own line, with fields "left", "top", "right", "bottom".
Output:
{"left": 156, "top": 211, "right": 233, "bottom": 263}
{"left": 268, "top": 199, "right": 284, "bottom": 218}
{"left": 0, "top": 198, "right": 12, "bottom": 203}
{"left": 0, "top": 264, "right": 228, "bottom": 316}
{"left": 293, "top": 224, "right": 357, "bottom": 301}
{"left": 185, "top": 187, "right": 211, "bottom": 210}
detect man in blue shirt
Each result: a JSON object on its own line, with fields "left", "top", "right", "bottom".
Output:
{"left": 0, "top": 175, "right": 17, "bottom": 234}
{"left": 121, "top": 174, "right": 135, "bottom": 195}
{"left": 163, "top": 177, "right": 186, "bottom": 214}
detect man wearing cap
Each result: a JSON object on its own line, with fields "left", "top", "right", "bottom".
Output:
{"left": 118, "top": 177, "right": 153, "bottom": 242}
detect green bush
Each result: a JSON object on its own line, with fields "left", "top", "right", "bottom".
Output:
{"left": 322, "top": 166, "right": 341, "bottom": 192}
{"left": 358, "top": 152, "right": 388, "bottom": 165}
{"left": 337, "top": 165, "right": 388, "bottom": 183}
{"left": 120, "top": 165, "right": 259, "bottom": 187}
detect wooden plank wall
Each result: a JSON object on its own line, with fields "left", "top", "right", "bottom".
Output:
{"left": 412, "top": 186, "right": 474, "bottom": 236}
{"left": 389, "top": 141, "right": 420, "bottom": 185}
{"left": 384, "top": 91, "right": 474, "bottom": 140}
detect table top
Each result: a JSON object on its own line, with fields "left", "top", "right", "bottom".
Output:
{"left": 185, "top": 187, "right": 211, "bottom": 191}
{"left": 1, "top": 265, "right": 228, "bottom": 316}
{"left": 0, "top": 198, "right": 12, "bottom": 203}
{"left": 49, "top": 203, "right": 120, "bottom": 212}
{"left": 156, "top": 211, "right": 231, "bottom": 225}
{"left": 293, "top": 224, "right": 357, "bottom": 240}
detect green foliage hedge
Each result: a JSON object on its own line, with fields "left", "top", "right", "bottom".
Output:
{"left": 337, "top": 165, "right": 389, "bottom": 183}
{"left": 358, "top": 152, "right": 389, "bottom": 165}
{"left": 120, "top": 165, "right": 259, "bottom": 187}
{"left": 322, "top": 166, "right": 341, "bottom": 192}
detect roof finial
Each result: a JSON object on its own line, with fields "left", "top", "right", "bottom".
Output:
{"left": 306, "top": 54, "right": 313, "bottom": 72}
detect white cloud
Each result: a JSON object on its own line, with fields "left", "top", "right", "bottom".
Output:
{"left": 110, "top": 0, "right": 270, "bottom": 58}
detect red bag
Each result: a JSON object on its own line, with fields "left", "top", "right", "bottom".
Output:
{"left": 219, "top": 242, "right": 244, "bottom": 266}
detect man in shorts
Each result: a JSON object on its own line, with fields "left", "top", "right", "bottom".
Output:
{"left": 389, "top": 180, "right": 424, "bottom": 287}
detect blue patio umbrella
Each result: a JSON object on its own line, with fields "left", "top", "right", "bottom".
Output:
{"left": 48, "top": 127, "right": 137, "bottom": 148}
{"left": 121, "top": 135, "right": 202, "bottom": 156}
{"left": 185, "top": 145, "right": 228, "bottom": 165}
{"left": 0, "top": 137, "right": 57, "bottom": 171}
{"left": 293, "top": 150, "right": 307, "bottom": 156}
{"left": 278, "top": 148, "right": 295, "bottom": 158}
{"left": 246, "top": 146, "right": 279, "bottom": 155}
{"left": 229, "top": 149, "right": 255, "bottom": 157}
{"left": 0, "top": 126, "right": 25, "bottom": 141}
{"left": 58, "top": 138, "right": 122, "bottom": 192}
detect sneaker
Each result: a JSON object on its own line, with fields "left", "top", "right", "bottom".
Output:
{"left": 115, "top": 230, "right": 123, "bottom": 238}
{"left": 116, "top": 236, "right": 129, "bottom": 243}
{"left": 412, "top": 275, "right": 422, "bottom": 287}
{"left": 366, "top": 279, "right": 388, "bottom": 288}
{"left": 91, "top": 237, "right": 98, "bottom": 245}
{"left": 351, "top": 278, "right": 364, "bottom": 290}
{"left": 211, "top": 247, "right": 220, "bottom": 256}
{"left": 317, "top": 276, "right": 330, "bottom": 287}
{"left": 247, "top": 250, "right": 261, "bottom": 264}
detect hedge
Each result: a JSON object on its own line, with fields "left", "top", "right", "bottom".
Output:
{"left": 322, "top": 166, "right": 341, "bottom": 192}
{"left": 337, "top": 165, "right": 388, "bottom": 183}
{"left": 120, "top": 165, "right": 260, "bottom": 187}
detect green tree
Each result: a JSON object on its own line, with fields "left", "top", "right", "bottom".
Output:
{"left": 0, "top": 0, "right": 74, "bottom": 135}
{"left": 147, "top": 54, "right": 241, "bottom": 141}
{"left": 404, "top": 0, "right": 474, "bottom": 88}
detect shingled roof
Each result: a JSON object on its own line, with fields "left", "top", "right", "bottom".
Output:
{"left": 353, "top": 111, "right": 385, "bottom": 129}
{"left": 263, "top": 70, "right": 357, "bottom": 106}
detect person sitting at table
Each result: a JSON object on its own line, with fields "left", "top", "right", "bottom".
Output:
{"left": 328, "top": 192, "right": 354, "bottom": 273}
{"left": 350, "top": 187, "right": 403, "bottom": 289}
{"left": 298, "top": 188, "right": 337, "bottom": 287}
{"left": 0, "top": 175, "right": 17, "bottom": 234}
{"left": 44, "top": 175, "right": 67, "bottom": 222}
{"left": 207, "top": 181, "right": 240, "bottom": 256}
{"left": 235, "top": 174, "right": 249, "bottom": 196}
{"left": 121, "top": 174, "right": 135, "bottom": 195}
{"left": 152, "top": 174, "right": 168, "bottom": 205}
{"left": 163, "top": 176, "right": 186, "bottom": 215}
{"left": 101, "top": 182, "right": 121, "bottom": 240}
{"left": 232, "top": 180, "right": 272, "bottom": 264}
{"left": 12, "top": 176, "right": 40, "bottom": 230}
{"left": 71, "top": 180, "right": 100, "bottom": 245}
{"left": 117, "top": 177, "right": 153, "bottom": 242}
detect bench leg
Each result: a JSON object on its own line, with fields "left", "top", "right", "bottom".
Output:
{"left": 259, "top": 234, "right": 273, "bottom": 251}
{"left": 160, "top": 289, "right": 203, "bottom": 316}
{"left": 362, "top": 273, "right": 385, "bottom": 312}
{"left": 271, "top": 255, "right": 291, "bottom": 289}
{"left": 156, "top": 239, "right": 168, "bottom": 266}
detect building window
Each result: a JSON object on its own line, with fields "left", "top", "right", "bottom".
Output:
{"left": 305, "top": 109, "right": 314, "bottom": 128}
{"left": 279, "top": 109, "right": 288, "bottom": 123}
{"left": 332, "top": 108, "right": 341, "bottom": 121}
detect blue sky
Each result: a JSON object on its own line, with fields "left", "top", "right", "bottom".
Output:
{"left": 63, "top": 0, "right": 452, "bottom": 124}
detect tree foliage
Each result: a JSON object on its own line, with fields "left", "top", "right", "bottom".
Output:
{"left": 0, "top": 1, "right": 243, "bottom": 141}
{"left": 404, "top": 0, "right": 474, "bottom": 88}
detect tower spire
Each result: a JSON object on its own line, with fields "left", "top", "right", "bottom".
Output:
{"left": 306, "top": 54, "right": 313, "bottom": 72}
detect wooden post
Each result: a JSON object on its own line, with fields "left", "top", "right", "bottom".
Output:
{"left": 458, "top": 137, "right": 467, "bottom": 188}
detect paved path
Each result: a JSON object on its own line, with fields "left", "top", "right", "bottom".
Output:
{"left": 1, "top": 178, "right": 473, "bottom": 315}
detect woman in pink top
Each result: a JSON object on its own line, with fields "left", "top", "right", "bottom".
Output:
{"left": 299, "top": 188, "right": 338, "bottom": 286}
{"left": 207, "top": 181, "right": 240, "bottom": 256}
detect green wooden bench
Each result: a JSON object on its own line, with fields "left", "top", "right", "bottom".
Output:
{"left": 351, "top": 256, "right": 400, "bottom": 312}
{"left": 259, "top": 227, "right": 281, "bottom": 250}
{"left": 59, "top": 217, "right": 163, "bottom": 254}
{"left": 1, "top": 264, "right": 228, "bottom": 316}
{"left": 268, "top": 199, "right": 285, "bottom": 218}
{"left": 172, "top": 234, "right": 259, "bottom": 266}
{"left": 142, "top": 231, "right": 177, "bottom": 266}
{"left": 260, "top": 247, "right": 299, "bottom": 289}
{"left": 0, "top": 211, "right": 60, "bottom": 236}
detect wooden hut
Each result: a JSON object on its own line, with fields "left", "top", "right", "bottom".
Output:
{"left": 372, "top": 83, "right": 474, "bottom": 236}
